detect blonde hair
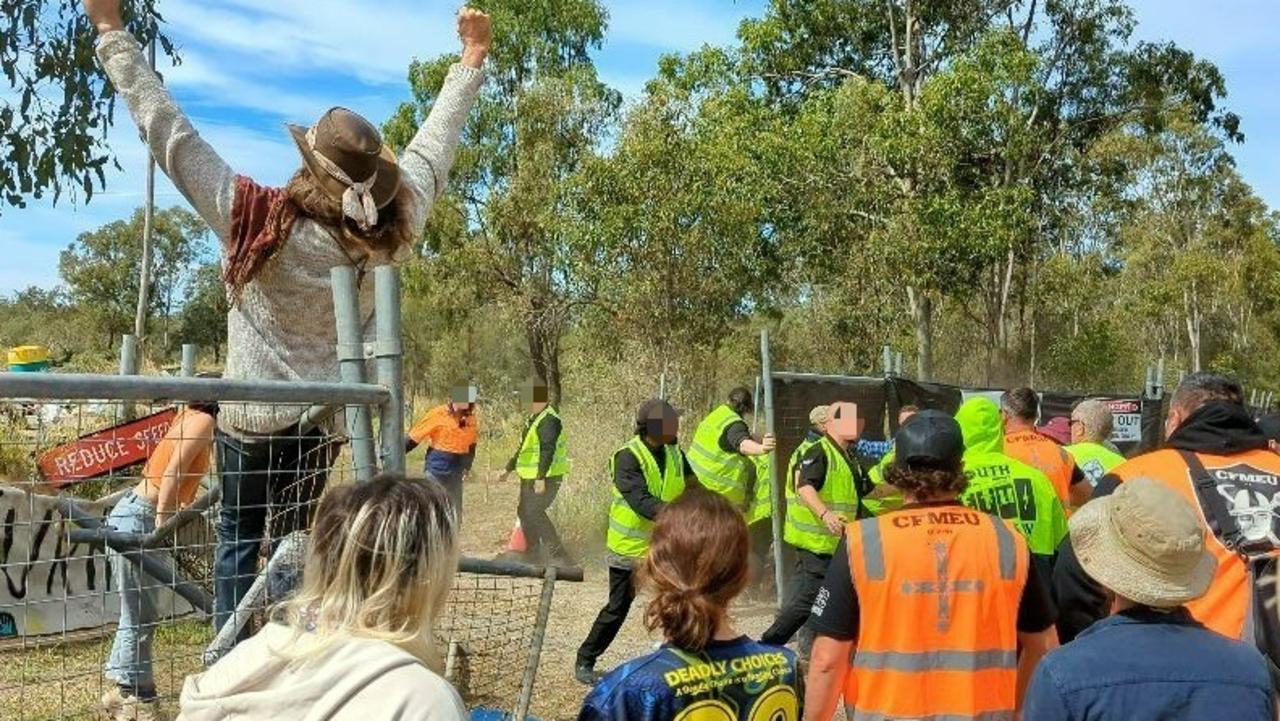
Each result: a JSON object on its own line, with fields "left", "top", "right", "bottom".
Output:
{"left": 275, "top": 472, "right": 458, "bottom": 670}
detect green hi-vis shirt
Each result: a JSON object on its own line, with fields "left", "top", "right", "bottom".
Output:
{"left": 959, "top": 450, "right": 1068, "bottom": 556}
{"left": 864, "top": 448, "right": 905, "bottom": 516}
{"left": 1066, "top": 442, "right": 1126, "bottom": 487}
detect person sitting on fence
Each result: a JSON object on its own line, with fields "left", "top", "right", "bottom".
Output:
{"left": 102, "top": 401, "right": 218, "bottom": 721}
{"left": 406, "top": 385, "right": 480, "bottom": 521}
{"left": 80, "top": 0, "right": 491, "bottom": 644}
{"left": 578, "top": 488, "right": 799, "bottom": 721}
{"left": 179, "top": 472, "right": 464, "bottom": 721}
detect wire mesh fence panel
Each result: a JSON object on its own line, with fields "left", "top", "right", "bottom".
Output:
{"left": 438, "top": 571, "right": 545, "bottom": 715}
{"left": 1, "top": 382, "right": 582, "bottom": 721}
{"left": 0, "top": 394, "right": 356, "bottom": 721}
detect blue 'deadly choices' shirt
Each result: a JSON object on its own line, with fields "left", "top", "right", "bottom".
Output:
{"left": 578, "top": 637, "right": 799, "bottom": 721}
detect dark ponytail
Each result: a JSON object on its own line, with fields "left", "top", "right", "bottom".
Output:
{"left": 640, "top": 488, "right": 749, "bottom": 651}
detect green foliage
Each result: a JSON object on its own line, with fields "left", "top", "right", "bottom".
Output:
{"left": 0, "top": 0, "right": 176, "bottom": 212}
{"left": 57, "top": 206, "right": 210, "bottom": 351}
{"left": 177, "top": 261, "right": 228, "bottom": 362}
{"left": 384, "top": 0, "right": 618, "bottom": 405}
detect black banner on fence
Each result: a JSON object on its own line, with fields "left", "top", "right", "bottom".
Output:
{"left": 771, "top": 373, "right": 889, "bottom": 471}
{"left": 771, "top": 372, "right": 1164, "bottom": 461}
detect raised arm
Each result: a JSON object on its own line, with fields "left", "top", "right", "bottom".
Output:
{"left": 85, "top": 0, "right": 236, "bottom": 239}
{"left": 398, "top": 9, "right": 490, "bottom": 225}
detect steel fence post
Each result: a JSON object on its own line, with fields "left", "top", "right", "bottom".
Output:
{"left": 120, "top": 333, "right": 138, "bottom": 419}
{"left": 181, "top": 344, "right": 197, "bottom": 377}
{"left": 331, "top": 266, "right": 377, "bottom": 482}
{"left": 761, "top": 329, "right": 785, "bottom": 609}
{"left": 513, "top": 566, "right": 558, "bottom": 721}
{"left": 375, "top": 266, "right": 406, "bottom": 474}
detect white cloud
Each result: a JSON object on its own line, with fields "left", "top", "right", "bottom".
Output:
{"left": 162, "top": 0, "right": 460, "bottom": 84}
{"left": 162, "top": 50, "right": 335, "bottom": 121}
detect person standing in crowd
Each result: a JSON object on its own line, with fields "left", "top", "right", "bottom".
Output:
{"left": 579, "top": 489, "right": 799, "bottom": 721}
{"left": 955, "top": 397, "right": 1068, "bottom": 576}
{"left": 688, "top": 387, "right": 775, "bottom": 513}
{"left": 1065, "top": 399, "right": 1126, "bottom": 488}
{"left": 1054, "top": 372, "right": 1280, "bottom": 657}
{"left": 102, "top": 402, "right": 218, "bottom": 720}
{"left": 501, "top": 377, "right": 571, "bottom": 564}
{"left": 804, "top": 410, "right": 1058, "bottom": 721}
{"left": 83, "top": 0, "right": 491, "bottom": 642}
{"left": 179, "top": 473, "right": 465, "bottom": 721}
{"left": 762, "top": 401, "right": 865, "bottom": 648}
{"left": 1025, "top": 478, "right": 1273, "bottom": 721}
{"left": 406, "top": 386, "right": 479, "bottom": 521}
{"left": 1002, "top": 388, "right": 1092, "bottom": 508}
{"left": 576, "top": 399, "right": 694, "bottom": 684}
{"left": 864, "top": 404, "right": 917, "bottom": 515}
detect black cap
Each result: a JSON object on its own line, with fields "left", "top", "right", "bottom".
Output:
{"left": 636, "top": 398, "right": 681, "bottom": 425}
{"left": 1258, "top": 414, "right": 1280, "bottom": 443}
{"left": 893, "top": 409, "right": 965, "bottom": 471}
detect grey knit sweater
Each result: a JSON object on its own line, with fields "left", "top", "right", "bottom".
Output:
{"left": 97, "top": 31, "right": 484, "bottom": 434}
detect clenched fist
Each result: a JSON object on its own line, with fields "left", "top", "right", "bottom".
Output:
{"left": 82, "top": 0, "right": 124, "bottom": 33}
{"left": 458, "top": 7, "right": 492, "bottom": 69}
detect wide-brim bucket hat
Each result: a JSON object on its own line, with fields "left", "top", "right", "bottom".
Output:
{"left": 1070, "top": 477, "right": 1217, "bottom": 608}
{"left": 287, "top": 107, "right": 402, "bottom": 217}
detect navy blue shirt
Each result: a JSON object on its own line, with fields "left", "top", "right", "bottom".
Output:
{"left": 1024, "top": 606, "right": 1274, "bottom": 721}
{"left": 578, "top": 637, "right": 799, "bottom": 721}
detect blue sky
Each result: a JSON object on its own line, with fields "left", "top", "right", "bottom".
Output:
{"left": 0, "top": 0, "right": 1275, "bottom": 294}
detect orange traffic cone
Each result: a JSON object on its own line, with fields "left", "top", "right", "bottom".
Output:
{"left": 506, "top": 521, "right": 528, "bottom": 553}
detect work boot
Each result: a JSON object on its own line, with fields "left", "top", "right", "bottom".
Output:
{"left": 101, "top": 686, "right": 168, "bottom": 721}
{"left": 575, "top": 661, "right": 602, "bottom": 686}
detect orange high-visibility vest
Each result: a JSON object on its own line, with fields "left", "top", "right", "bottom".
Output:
{"left": 1110, "top": 448, "right": 1280, "bottom": 641}
{"left": 844, "top": 505, "right": 1028, "bottom": 721}
{"left": 1005, "top": 430, "right": 1075, "bottom": 504}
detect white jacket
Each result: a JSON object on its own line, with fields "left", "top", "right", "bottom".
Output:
{"left": 179, "top": 624, "right": 466, "bottom": 721}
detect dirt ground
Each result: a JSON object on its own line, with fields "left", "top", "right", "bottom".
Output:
{"left": 0, "top": 477, "right": 784, "bottom": 721}
{"left": 455, "top": 479, "right": 782, "bottom": 721}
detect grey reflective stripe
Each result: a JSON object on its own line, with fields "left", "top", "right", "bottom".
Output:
{"left": 687, "top": 441, "right": 747, "bottom": 470}
{"left": 859, "top": 519, "right": 885, "bottom": 580}
{"left": 687, "top": 455, "right": 747, "bottom": 492}
{"left": 787, "top": 499, "right": 857, "bottom": 512}
{"left": 853, "top": 649, "right": 1017, "bottom": 672}
{"left": 992, "top": 517, "right": 1016, "bottom": 580}
{"left": 785, "top": 518, "right": 831, "bottom": 536}
{"left": 608, "top": 519, "right": 649, "bottom": 540}
{"left": 851, "top": 711, "right": 1014, "bottom": 721}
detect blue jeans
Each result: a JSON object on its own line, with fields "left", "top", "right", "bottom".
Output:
{"left": 104, "top": 491, "right": 159, "bottom": 697}
{"left": 213, "top": 427, "right": 334, "bottom": 641}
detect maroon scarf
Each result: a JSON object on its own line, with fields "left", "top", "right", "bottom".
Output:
{"left": 225, "top": 175, "right": 300, "bottom": 300}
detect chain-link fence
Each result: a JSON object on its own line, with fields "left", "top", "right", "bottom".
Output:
{"left": 0, "top": 374, "right": 580, "bottom": 721}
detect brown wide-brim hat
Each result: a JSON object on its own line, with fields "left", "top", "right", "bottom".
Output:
{"left": 287, "top": 107, "right": 402, "bottom": 211}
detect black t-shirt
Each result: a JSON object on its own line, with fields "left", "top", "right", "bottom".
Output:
{"left": 797, "top": 436, "right": 862, "bottom": 494}
{"left": 1069, "top": 462, "right": 1087, "bottom": 488}
{"left": 808, "top": 521, "right": 1058, "bottom": 641}
{"left": 719, "top": 420, "right": 752, "bottom": 454}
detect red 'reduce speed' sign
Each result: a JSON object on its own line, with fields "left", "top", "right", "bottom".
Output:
{"left": 38, "top": 408, "right": 177, "bottom": 489}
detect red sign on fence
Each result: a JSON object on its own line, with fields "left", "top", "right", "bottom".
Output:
{"left": 38, "top": 408, "right": 177, "bottom": 489}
